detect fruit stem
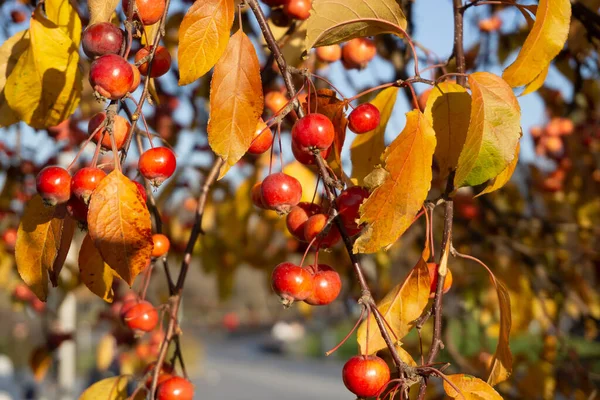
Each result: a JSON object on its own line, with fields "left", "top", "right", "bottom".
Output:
{"left": 325, "top": 305, "right": 366, "bottom": 356}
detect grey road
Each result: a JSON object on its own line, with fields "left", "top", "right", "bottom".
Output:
{"left": 194, "top": 333, "right": 351, "bottom": 400}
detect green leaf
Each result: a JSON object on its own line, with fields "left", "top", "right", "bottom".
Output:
{"left": 454, "top": 72, "right": 521, "bottom": 188}
{"left": 475, "top": 142, "right": 520, "bottom": 197}
{"left": 350, "top": 87, "right": 398, "bottom": 185}
{"left": 305, "top": 0, "right": 407, "bottom": 51}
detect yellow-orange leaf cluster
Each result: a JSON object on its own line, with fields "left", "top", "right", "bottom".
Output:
{"left": 208, "top": 30, "right": 264, "bottom": 175}
{"left": 443, "top": 374, "right": 503, "bottom": 399}
{"left": 354, "top": 110, "right": 436, "bottom": 253}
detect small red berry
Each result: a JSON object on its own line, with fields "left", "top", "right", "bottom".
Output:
{"left": 271, "top": 262, "right": 313, "bottom": 304}
{"left": 135, "top": 46, "right": 171, "bottom": 77}
{"left": 36, "top": 166, "right": 71, "bottom": 206}
{"left": 71, "top": 167, "right": 107, "bottom": 204}
{"left": 66, "top": 197, "right": 89, "bottom": 223}
{"left": 156, "top": 376, "right": 194, "bottom": 400}
{"left": 143, "top": 362, "right": 174, "bottom": 388}
{"left": 304, "top": 214, "right": 341, "bottom": 248}
{"left": 82, "top": 23, "right": 124, "bottom": 59}
{"left": 138, "top": 147, "right": 177, "bottom": 187}
{"left": 88, "top": 112, "right": 131, "bottom": 151}
{"left": 342, "top": 38, "right": 376, "bottom": 69}
{"left": 248, "top": 119, "right": 273, "bottom": 155}
{"left": 132, "top": 181, "right": 148, "bottom": 202}
{"left": 283, "top": 0, "right": 311, "bottom": 20}
{"left": 123, "top": 0, "right": 166, "bottom": 25}
{"left": 251, "top": 182, "right": 266, "bottom": 209}
{"left": 123, "top": 300, "right": 158, "bottom": 332}
{"left": 265, "top": 91, "right": 288, "bottom": 114}
{"left": 2, "top": 228, "right": 17, "bottom": 253}
{"left": 348, "top": 103, "right": 380, "bottom": 134}
{"left": 286, "top": 202, "right": 321, "bottom": 241}
{"left": 342, "top": 355, "right": 390, "bottom": 398}
{"left": 291, "top": 141, "right": 331, "bottom": 165}
{"left": 291, "top": 113, "right": 335, "bottom": 154}
{"left": 260, "top": 172, "right": 302, "bottom": 214}
{"left": 427, "top": 262, "right": 453, "bottom": 299}
{"left": 335, "top": 186, "right": 369, "bottom": 235}
{"left": 130, "top": 65, "right": 141, "bottom": 92}
{"left": 89, "top": 54, "right": 134, "bottom": 100}
{"left": 152, "top": 233, "right": 170, "bottom": 258}
{"left": 10, "top": 10, "right": 27, "bottom": 24}
{"left": 316, "top": 45, "right": 342, "bottom": 63}
{"left": 304, "top": 264, "right": 341, "bottom": 306}
{"left": 12, "top": 283, "right": 33, "bottom": 302}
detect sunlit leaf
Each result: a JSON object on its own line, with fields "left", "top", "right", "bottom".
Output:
{"left": 502, "top": 0, "right": 571, "bottom": 88}
{"left": 454, "top": 72, "right": 521, "bottom": 188}
{"left": 395, "top": 344, "right": 418, "bottom": 367}
{"left": 0, "top": 30, "right": 30, "bottom": 127}
{"left": 45, "top": 0, "right": 82, "bottom": 46}
{"left": 96, "top": 334, "right": 116, "bottom": 372}
{"left": 283, "top": 161, "right": 319, "bottom": 203}
{"left": 424, "top": 82, "right": 471, "bottom": 179}
{"left": 357, "top": 259, "right": 430, "bottom": 354}
{"left": 87, "top": 170, "right": 153, "bottom": 286}
{"left": 476, "top": 142, "right": 520, "bottom": 197}
{"left": 16, "top": 196, "right": 73, "bottom": 301}
{"left": 351, "top": 87, "right": 398, "bottom": 185}
{"left": 79, "top": 234, "right": 115, "bottom": 303}
{"left": 208, "top": 30, "right": 263, "bottom": 173}
{"left": 443, "top": 374, "right": 503, "bottom": 400}
{"left": 87, "top": 0, "right": 120, "bottom": 25}
{"left": 305, "top": 0, "right": 407, "bottom": 51}
{"left": 30, "top": 346, "right": 52, "bottom": 382}
{"left": 178, "top": 0, "right": 235, "bottom": 85}
{"left": 3, "top": 6, "right": 82, "bottom": 129}
{"left": 487, "top": 280, "right": 513, "bottom": 386}
{"left": 79, "top": 376, "right": 129, "bottom": 400}
{"left": 520, "top": 65, "right": 550, "bottom": 96}
{"left": 354, "top": 110, "right": 436, "bottom": 253}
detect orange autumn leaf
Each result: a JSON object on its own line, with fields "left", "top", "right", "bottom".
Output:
{"left": 178, "top": 0, "right": 235, "bottom": 85}
{"left": 354, "top": 110, "right": 436, "bottom": 253}
{"left": 16, "top": 195, "right": 75, "bottom": 301}
{"left": 87, "top": 170, "right": 153, "bottom": 286}
{"left": 208, "top": 30, "right": 263, "bottom": 174}
{"left": 29, "top": 345, "right": 52, "bottom": 382}
{"left": 357, "top": 258, "right": 430, "bottom": 354}
{"left": 443, "top": 374, "right": 503, "bottom": 400}
{"left": 79, "top": 234, "right": 115, "bottom": 303}
{"left": 487, "top": 280, "right": 513, "bottom": 386}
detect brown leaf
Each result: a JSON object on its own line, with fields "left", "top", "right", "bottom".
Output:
{"left": 443, "top": 374, "right": 503, "bottom": 399}
{"left": 351, "top": 87, "right": 398, "bottom": 185}
{"left": 87, "top": 170, "right": 153, "bottom": 286}
{"left": 48, "top": 211, "right": 75, "bottom": 287}
{"left": 87, "top": 0, "right": 120, "bottom": 25}
{"left": 357, "top": 258, "right": 430, "bottom": 354}
{"left": 178, "top": 0, "right": 235, "bottom": 85}
{"left": 79, "top": 234, "right": 115, "bottom": 303}
{"left": 16, "top": 195, "right": 74, "bottom": 301}
{"left": 30, "top": 346, "right": 52, "bottom": 382}
{"left": 487, "top": 280, "right": 513, "bottom": 386}
{"left": 354, "top": 110, "right": 436, "bottom": 253}
{"left": 208, "top": 30, "right": 263, "bottom": 173}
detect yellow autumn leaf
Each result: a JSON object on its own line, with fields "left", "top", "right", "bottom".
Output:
{"left": 357, "top": 259, "right": 430, "bottom": 354}
{"left": 208, "top": 30, "right": 263, "bottom": 173}
{"left": 443, "top": 374, "right": 503, "bottom": 400}
{"left": 79, "top": 234, "right": 115, "bottom": 303}
{"left": 350, "top": 87, "right": 398, "bottom": 185}
{"left": 520, "top": 65, "right": 550, "bottom": 96}
{"left": 16, "top": 195, "right": 73, "bottom": 301}
{"left": 30, "top": 346, "right": 52, "bottom": 382}
{"left": 87, "top": 0, "right": 120, "bottom": 25}
{"left": 354, "top": 110, "right": 436, "bottom": 253}
{"left": 45, "top": 0, "right": 82, "bottom": 46}
{"left": 87, "top": 170, "right": 153, "bottom": 286}
{"left": 502, "top": 0, "right": 571, "bottom": 88}
{"left": 476, "top": 142, "right": 520, "bottom": 197}
{"left": 3, "top": 6, "right": 82, "bottom": 129}
{"left": 424, "top": 82, "right": 471, "bottom": 178}
{"left": 79, "top": 376, "right": 129, "bottom": 400}
{"left": 0, "top": 30, "right": 29, "bottom": 127}
{"left": 395, "top": 345, "right": 418, "bottom": 367}
{"left": 178, "top": 0, "right": 235, "bottom": 85}
{"left": 305, "top": 0, "right": 407, "bottom": 51}
{"left": 487, "top": 280, "right": 513, "bottom": 386}
{"left": 96, "top": 334, "right": 116, "bottom": 371}
{"left": 283, "top": 161, "right": 319, "bottom": 203}
{"left": 454, "top": 72, "right": 521, "bottom": 188}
